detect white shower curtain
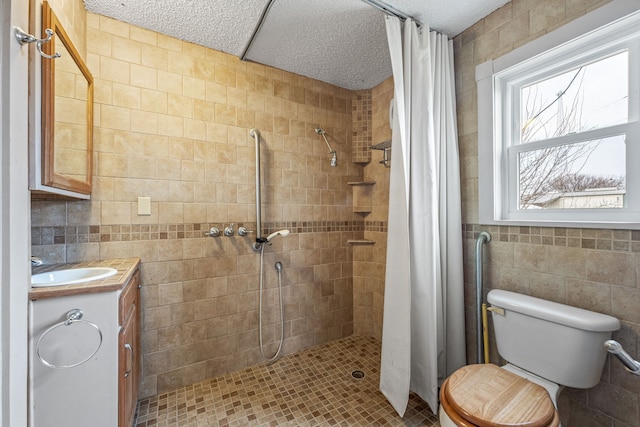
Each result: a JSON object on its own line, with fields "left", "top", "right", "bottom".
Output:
{"left": 379, "top": 16, "right": 466, "bottom": 416}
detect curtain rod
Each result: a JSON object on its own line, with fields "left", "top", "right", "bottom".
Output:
{"left": 240, "top": 0, "right": 277, "bottom": 61}
{"left": 359, "top": 0, "right": 415, "bottom": 22}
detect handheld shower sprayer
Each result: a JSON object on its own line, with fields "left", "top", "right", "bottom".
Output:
{"left": 266, "top": 229, "right": 290, "bottom": 244}
{"left": 253, "top": 229, "right": 290, "bottom": 250}
{"left": 315, "top": 127, "right": 337, "bottom": 167}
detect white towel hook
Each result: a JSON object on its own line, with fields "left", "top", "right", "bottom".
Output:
{"left": 14, "top": 27, "right": 61, "bottom": 59}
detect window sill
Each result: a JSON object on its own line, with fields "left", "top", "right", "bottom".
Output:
{"left": 479, "top": 217, "right": 640, "bottom": 230}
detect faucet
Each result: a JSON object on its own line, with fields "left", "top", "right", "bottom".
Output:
{"left": 31, "top": 256, "right": 44, "bottom": 266}
{"left": 204, "top": 227, "right": 220, "bottom": 237}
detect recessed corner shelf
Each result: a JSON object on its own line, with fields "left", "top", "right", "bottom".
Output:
{"left": 348, "top": 181, "right": 375, "bottom": 213}
{"left": 347, "top": 239, "right": 376, "bottom": 245}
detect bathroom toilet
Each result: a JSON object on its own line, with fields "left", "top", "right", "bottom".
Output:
{"left": 439, "top": 290, "right": 620, "bottom": 427}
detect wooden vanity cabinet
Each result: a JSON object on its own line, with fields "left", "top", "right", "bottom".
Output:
{"left": 118, "top": 270, "right": 140, "bottom": 427}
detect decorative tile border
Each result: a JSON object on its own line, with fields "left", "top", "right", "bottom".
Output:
{"left": 463, "top": 224, "right": 640, "bottom": 253}
{"left": 31, "top": 221, "right": 367, "bottom": 246}
{"left": 32, "top": 220, "right": 394, "bottom": 245}
{"left": 38, "top": 221, "right": 640, "bottom": 253}
{"left": 364, "top": 221, "right": 387, "bottom": 232}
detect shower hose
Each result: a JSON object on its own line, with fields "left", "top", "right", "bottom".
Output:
{"left": 258, "top": 244, "right": 284, "bottom": 363}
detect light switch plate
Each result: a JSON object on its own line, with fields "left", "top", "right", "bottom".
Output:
{"left": 137, "top": 197, "right": 151, "bottom": 215}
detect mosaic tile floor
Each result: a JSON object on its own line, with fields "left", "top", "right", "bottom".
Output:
{"left": 135, "top": 335, "right": 440, "bottom": 426}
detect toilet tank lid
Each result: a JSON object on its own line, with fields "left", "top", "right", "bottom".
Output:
{"left": 487, "top": 290, "right": 620, "bottom": 332}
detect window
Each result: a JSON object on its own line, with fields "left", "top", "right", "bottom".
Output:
{"left": 477, "top": 1, "right": 640, "bottom": 228}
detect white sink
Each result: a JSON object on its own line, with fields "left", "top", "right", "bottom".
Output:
{"left": 31, "top": 267, "right": 118, "bottom": 287}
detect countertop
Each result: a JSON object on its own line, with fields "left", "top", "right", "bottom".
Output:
{"left": 29, "top": 257, "right": 140, "bottom": 300}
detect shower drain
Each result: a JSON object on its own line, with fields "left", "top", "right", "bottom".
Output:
{"left": 351, "top": 370, "right": 365, "bottom": 379}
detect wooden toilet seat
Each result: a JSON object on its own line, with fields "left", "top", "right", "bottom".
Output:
{"left": 440, "top": 364, "right": 559, "bottom": 427}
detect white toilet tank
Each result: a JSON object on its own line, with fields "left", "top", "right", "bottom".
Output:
{"left": 487, "top": 290, "right": 620, "bottom": 389}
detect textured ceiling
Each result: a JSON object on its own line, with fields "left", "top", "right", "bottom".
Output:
{"left": 244, "top": 0, "right": 392, "bottom": 90}
{"left": 83, "top": 0, "right": 510, "bottom": 89}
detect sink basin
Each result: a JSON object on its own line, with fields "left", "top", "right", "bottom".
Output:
{"left": 31, "top": 267, "right": 118, "bottom": 287}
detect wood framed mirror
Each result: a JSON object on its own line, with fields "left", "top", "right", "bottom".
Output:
{"left": 41, "top": 1, "right": 93, "bottom": 195}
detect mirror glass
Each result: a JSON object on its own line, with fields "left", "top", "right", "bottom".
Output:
{"left": 42, "top": 1, "right": 93, "bottom": 194}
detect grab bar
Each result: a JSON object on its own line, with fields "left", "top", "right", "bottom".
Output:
{"left": 476, "top": 231, "right": 491, "bottom": 364}
{"left": 605, "top": 340, "right": 640, "bottom": 375}
{"left": 250, "top": 129, "right": 263, "bottom": 250}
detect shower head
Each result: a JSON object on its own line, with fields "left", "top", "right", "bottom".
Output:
{"left": 266, "top": 229, "right": 290, "bottom": 243}
{"left": 315, "top": 127, "right": 326, "bottom": 135}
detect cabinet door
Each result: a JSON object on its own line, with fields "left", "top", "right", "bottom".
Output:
{"left": 34, "top": 1, "right": 94, "bottom": 200}
{"left": 118, "top": 304, "right": 137, "bottom": 427}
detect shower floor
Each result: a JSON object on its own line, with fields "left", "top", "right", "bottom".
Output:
{"left": 134, "top": 335, "right": 440, "bottom": 426}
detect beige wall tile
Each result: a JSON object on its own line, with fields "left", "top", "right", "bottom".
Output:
{"left": 99, "top": 15, "right": 129, "bottom": 37}
{"left": 111, "top": 35, "right": 141, "bottom": 64}
{"left": 566, "top": 278, "right": 612, "bottom": 314}
{"left": 101, "top": 201, "right": 132, "bottom": 224}
{"left": 586, "top": 251, "right": 636, "bottom": 287}
{"left": 158, "top": 282, "right": 184, "bottom": 305}
{"left": 140, "top": 89, "right": 168, "bottom": 113}
{"left": 513, "top": 244, "right": 547, "bottom": 272}
{"left": 157, "top": 70, "right": 183, "bottom": 96}
{"left": 215, "top": 64, "right": 236, "bottom": 86}
{"left": 612, "top": 286, "right": 640, "bottom": 324}
{"left": 99, "top": 57, "right": 130, "bottom": 84}
{"left": 130, "top": 26, "right": 157, "bottom": 46}
{"left": 131, "top": 110, "right": 158, "bottom": 134}
{"left": 100, "top": 105, "right": 131, "bottom": 131}
{"left": 99, "top": 241, "right": 132, "bottom": 259}
{"left": 97, "top": 152, "right": 128, "bottom": 177}
{"left": 112, "top": 83, "right": 141, "bottom": 109}
{"left": 546, "top": 246, "right": 586, "bottom": 279}
{"left": 183, "top": 77, "right": 206, "bottom": 101}
{"left": 168, "top": 52, "right": 194, "bottom": 76}
{"left": 141, "top": 44, "right": 168, "bottom": 70}
{"left": 157, "top": 114, "right": 184, "bottom": 137}
{"left": 130, "top": 64, "right": 157, "bottom": 90}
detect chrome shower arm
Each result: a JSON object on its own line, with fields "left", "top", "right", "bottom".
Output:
{"left": 315, "top": 127, "right": 335, "bottom": 153}
{"left": 320, "top": 133, "right": 335, "bottom": 154}
{"left": 315, "top": 127, "right": 337, "bottom": 167}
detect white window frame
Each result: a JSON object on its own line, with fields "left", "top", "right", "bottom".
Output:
{"left": 477, "top": 0, "right": 640, "bottom": 228}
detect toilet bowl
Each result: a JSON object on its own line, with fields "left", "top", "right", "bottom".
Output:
{"left": 438, "top": 290, "right": 620, "bottom": 427}
{"left": 439, "top": 364, "right": 559, "bottom": 427}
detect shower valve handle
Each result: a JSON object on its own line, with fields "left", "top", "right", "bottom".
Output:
{"left": 224, "top": 223, "right": 235, "bottom": 236}
{"left": 238, "top": 227, "right": 254, "bottom": 236}
{"left": 204, "top": 227, "right": 220, "bottom": 237}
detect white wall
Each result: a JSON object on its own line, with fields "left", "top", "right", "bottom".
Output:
{"left": 1, "top": 0, "right": 32, "bottom": 424}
